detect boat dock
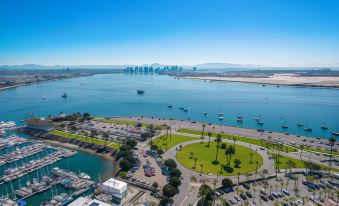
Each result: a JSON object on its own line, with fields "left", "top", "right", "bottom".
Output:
{"left": 0, "top": 143, "right": 50, "bottom": 166}
{"left": 0, "top": 135, "right": 29, "bottom": 151}
{"left": 0, "top": 149, "right": 77, "bottom": 183}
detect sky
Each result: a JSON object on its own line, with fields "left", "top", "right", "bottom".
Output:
{"left": 0, "top": 0, "right": 339, "bottom": 67}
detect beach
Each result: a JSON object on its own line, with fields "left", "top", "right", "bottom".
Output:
{"left": 185, "top": 73, "right": 339, "bottom": 88}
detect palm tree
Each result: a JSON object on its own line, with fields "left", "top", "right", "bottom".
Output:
{"left": 190, "top": 152, "right": 194, "bottom": 159}
{"left": 299, "top": 145, "right": 304, "bottom": 159}
{"left": 215, "top": 134, "right": 222, "bottom": 162}
{"left": 207, "top": 131, "right": 212, "bottom": 147}
{"left": 328, "top": 137, "right": 336, "bottom": 174}
{"left": 269, "top": 185, "right": 273, "bottom": 195}
{"left": 280, "top": 181, "right": 284, "bottom": 192}
{"left": 286, "top": 160, "right": 295, "bottom": 174}
{"left": 201, "top": 123, "right": 206, "bottom": 138}
{"left": 193, "top": 157, "right": 198, "bottom": 169}
{"left": 252, "top": 188, "right": 256, "bottom": 203}
{"left": 200, "top": 163, "right": 204, "bottom": 174}
{"left": 249, "top": 153, "right": 254, "bottom": 163}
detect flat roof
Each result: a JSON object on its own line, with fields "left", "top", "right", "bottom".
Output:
{"left": 68, "top": 197, "right": 112, "bottom": 206}
{"left": 102, "top": 178, "right": 127, "bottom": 190}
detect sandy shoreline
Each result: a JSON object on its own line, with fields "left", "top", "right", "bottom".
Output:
{"left": 185, "top": 73, "right": 339, "bottom": 88}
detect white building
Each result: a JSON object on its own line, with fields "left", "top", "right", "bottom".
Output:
{"left": 101, "top": 178, "right": 128, "bottom": 196}
{"left": 68, "top": 197, "right": 112, "bottom": 206}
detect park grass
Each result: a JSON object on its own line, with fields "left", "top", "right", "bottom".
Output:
{"left": 176, "top": 141, "right": 263, "bottom": 176}
{"left": 152, "top": 134, "right": 198, "bottom": 151}
{"left": 179, "top": 128, "right": 298, "bottom": 153}
{"left": 49, "top": 130, "right": 121, "bottom": 149}
{"left": 94, "top": 118, "right": 164, "bottom": 130}
{"left": 298, "top": 146, "right": 339, "bottom": 156}
{"left": 274, "top": 154, "right": 339, "bottom": 172}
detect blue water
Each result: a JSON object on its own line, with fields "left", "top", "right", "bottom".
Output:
{"left": 1, "top": 73, "right": 339, "bottom": 139}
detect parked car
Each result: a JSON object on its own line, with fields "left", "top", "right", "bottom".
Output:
{"left": 242, "top": 183, "right": 250, "bottom": 190}
{"left": 229, "top": 199, "right": 236, "bottom": 205}
{"left": 272, "top": 192, "right": 279, "bottom": 198}
{"left": 245, "top": 191, "right": 252, "bottom": 198}
{"left": 268, "top": 195, "right": 274, "bottom": 201}
{"left": 260, "top": 195, "right": 268, "bottom": 201}
{"left": 239, "top": 193, "right": 247, "bottom": 200}
{"left": 283, "top": 189, "right": 290, "bottom": 196}
{"left": 234, "top": 195, "right": 241, "bottom": 201}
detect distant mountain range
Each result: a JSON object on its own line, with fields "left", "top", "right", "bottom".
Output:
{"left": 0, "top": 63, "right": 337, "bottom": 70}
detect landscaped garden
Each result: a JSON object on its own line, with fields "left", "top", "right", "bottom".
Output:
{"left": 178, "top": 128, "right": 298, "bottom": 153}
{"left": 176, "top": 141, "right": 263, "bottom": 176}
{"left": 152, "top": 134, "right": 198, "bottom": 151}
{"left": 49, "top": 130, "right": 121, "bottom": 149}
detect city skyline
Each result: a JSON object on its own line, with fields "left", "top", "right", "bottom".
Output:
{"left": 1, "top": 0, "right": 339, "bottom": 67}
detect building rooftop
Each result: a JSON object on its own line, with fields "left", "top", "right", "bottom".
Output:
{"left": 68, "top": 197, "right": 112, "bottom": 206}
{"left": 102, "top": 178, "right": 127, "bottom": 190}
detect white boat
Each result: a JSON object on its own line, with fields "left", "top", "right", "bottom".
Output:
{"left": 0, "top": 121, "right": 16, "bottom": 130}
{"left": 79, "top": 172, "right": 91, "bottom": 180}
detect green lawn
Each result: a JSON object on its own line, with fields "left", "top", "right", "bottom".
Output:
{"left": 298, "top": 146, "right": 339, "bottom": 156}
{"left": 179, "top": 129, "right": 297, "bottom": 153}
{"left": 49, "top": 130, "right": 121, "bottom": 149}
{"left": 274, "top": 154, "right": 339, "bottom": 172}
{"left": 176, "top": 142, "right": 263, "bottom": 176}
{"left": 152, "top": 134, "right": 198, "bottom": 151}
{"left": 94, "top": 118, "right": 164, "bottom": 129}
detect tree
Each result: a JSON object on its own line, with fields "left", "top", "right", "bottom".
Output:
{"left": 193, "top": 157, "right": 198, "bottom": 169}
{"left": 299, "top": 145, "right": 304, "bottom": 159}
{"left": 201, "top": 124, "right": 206, "bottom": 138}
{"left": 119, "top": 159, "right": 132, "bottom": 171}
{"left": 214, "top": 134, "right": 222, "bottom": 162}
{"left": 199, "top": 184, "right": 214, "bottom": 206}
{"left": 159, "top": 196, "right": 170, "bottom": 206}
{"left": 125, "top": 138, "right": 137, "bottom": 148}
{"left": 169, "top": 176, "right": 181, "bottom": 187}
{"left": 150, "top": 144, "right": 158, "bottom": 151}
{"left": 222, "top": 178, "right": 233, "bottom": 188}
{"left": 225, "top": 145, "right": 235, "bottom": 167}
{"left": 200, "top": 163, "right": 204, "bottom": 174}
{"left": 103, "top": 133, "right": 109, "bottom": 145}
{"left": 169, "top": 168, "right": 182, "bottom": 177}
{"left": 165, "top": 159, "right": 177, "bottom": 169}
{"left": 221, "top": 143, "right": 227, "bottom": 149}
{"left": 163, "top": 184, "right": 176, "bottom": 198}
{"left": 207, "top": 132, "right": 212, "bottom": 147}
{"left": 147, "top": 124, "right": 156, "bottom": 145}
{"left": 152, "top": 181, "right": 159, "bottom": 192}
{"left": 234, "top": 159, "right": 242, "bottom": 168}
{"left": 249, "top": 153, "right": 254, "bottom": 163}
{"left": 286, "top": 160, "right": 295, "bottom": 174}
{"left": 190, "top": 152, "right": 194, "bottom": 159}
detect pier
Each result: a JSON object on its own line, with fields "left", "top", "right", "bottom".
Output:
{"left": 0, "top": 135, "right": 28, "bottom": 151}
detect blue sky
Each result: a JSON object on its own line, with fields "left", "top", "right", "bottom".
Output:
{"left": 1, "top": 0, "right": 339, "bottom": 66}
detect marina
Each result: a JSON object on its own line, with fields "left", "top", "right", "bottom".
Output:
{"left": 1, "top": 148, "right": 77, "bottom": 183}
{"left": 0, "top": 143, "right": 50, "bottom": 166}
{"left": 0, "top": 135, "right": 29, "bottom": 151}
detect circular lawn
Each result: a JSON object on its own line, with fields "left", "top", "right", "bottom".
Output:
{"left": 176, "top": 141, "right": 263, "bottom": 176}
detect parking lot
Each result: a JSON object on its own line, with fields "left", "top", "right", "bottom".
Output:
{"left": 214, "top": 173, "right": 339, "bottom": 206}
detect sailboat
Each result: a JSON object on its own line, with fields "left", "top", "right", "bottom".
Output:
{"left": 257, "top": 114, "right": 264, "bottom": 125}
{"left": 183, "top": 105, "right": 188, "bottom": 112}
{"left": 61, "top": 93, "right": 67, "bottom": 98}
{"left": 41, "top": 95, "right": 46, "bottom": 100}
{"left": 203, "top": 107, "right": 207, "bottom": 115}
{"left": 332, "top": 124, "right": 339, "bottom": 136}
{"left": 303, "top": 122, "right": 312, "bottom": 132}
{"left": 236, "top": 111, "right": 243, "bottom": 122}
{"left": 320, "top": 121, "right": 328, "bottom": 130}
{"left": 218, "top": 107, "right": 224, "bottom": 120}
{"left": 281, "top": 117, "right": 288, "bottom": 129}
